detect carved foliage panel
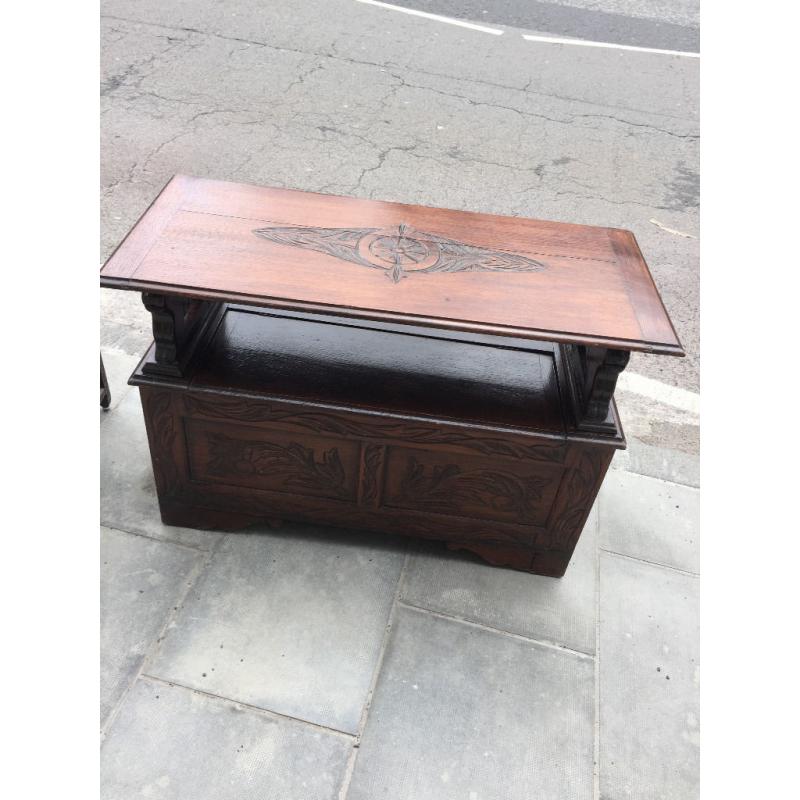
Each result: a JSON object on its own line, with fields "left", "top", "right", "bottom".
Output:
{"left": 184, "top": 418, "right": 360, "bottom": 501}
{"left": 176, "top": 394, "right": 569, "bottom": 526}
{"left": 382, "top": 445, "right": 563, "bottom": 527}
{"left": 140, "top": 389, "right": 183, "bottom": 499}
{"left": 547, "top": 445, "right": 612, "bottom": 550}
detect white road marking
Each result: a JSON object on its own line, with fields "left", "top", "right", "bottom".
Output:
{"left": 617, "top": 372, "right": 700, "bottom": 415}
{"left": 354, "top": 0, "right": 504, "bottom": 35}
{"left": 521, "top": 33, "right": 699, "bottom": 58}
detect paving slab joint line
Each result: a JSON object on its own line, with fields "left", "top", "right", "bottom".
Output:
{"left": 101, "top": 524, "right": 213, "bottom": 554}
{"left": 338, "top": 548, "right": 410, "bottom": 799}
{"left": 397, "top": 599, "right": 595, "bottom": 659}
{"left": 139, "top": 673, "right": 357, "bottom": 741}
{"left": 592, "top": 525, "right": 601, "bottom": 800}
{"left": 100, "top": 534, "right": 226, "bottom": 738}
{"left": 614, "top": 464, "right": 701, "bottom": 492}
{"left": 612, "top": 461, "right": 700, "bottom": 489}
{"left": 599, "top": 546, "right": 700, "bottom": 577}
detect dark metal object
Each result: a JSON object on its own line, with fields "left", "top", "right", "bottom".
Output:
{"left": 100, "top": 355, "right": 111, "bottom": 409}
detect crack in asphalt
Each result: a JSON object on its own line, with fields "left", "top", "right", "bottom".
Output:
{"left": 100, "top": 13, "right": 698, "bottom": 125}
{"left": 383, "top": 71, "right": 697, "bottom": 139}
{"left": 99, "top": 15, "right": 698, "bottom": 212}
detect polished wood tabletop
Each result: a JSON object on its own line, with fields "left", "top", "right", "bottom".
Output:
{"left": 100, "top": 175, "right": 683, "bottom": 355}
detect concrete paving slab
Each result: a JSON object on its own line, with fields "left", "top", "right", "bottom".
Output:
{"left": 347, "top": 605, "right": 594, "bottom": 800}
{"left": 101, "top": 527, "right": 202, "bottom": 726}
{"left": 599, "top": 470, "right": 699, "bottom": 573}
{"left": 101, "top": 317, "right": 151, "bottom": 358}
{"left": 599, "top": 551, "right": 699, "bottom": 799}
{"left": 614, "top": 386, "right": 699, "bottom": 461}
{"left": 401, "top": 508, "right": 598, "bottom": 654}
{"left": 611, "top": 439, "right": 700, "bottom": 488}
{"left": 149, "top": 527, "right": 406, "bottom": 733}
{"left": 101, "top": 290, "right": 153, "bottom": 356}
{"left": 100, "top": 388, "right": 222, "bottom": 550}
{"left": 101, "top": 678, "right": 351, "bottom": 800}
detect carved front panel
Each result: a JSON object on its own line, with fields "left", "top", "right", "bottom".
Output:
{"left": 184, "top": 419, "right": 360, "bottom": 501}
{"left": 382, "top": 446, "right": 563, "bottom": 526}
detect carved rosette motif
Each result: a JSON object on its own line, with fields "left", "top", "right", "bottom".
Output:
{"left": 183, "top": 395, "right": 565, "bottom": 463}
{"left": 253, "top": 223, "right": 547, "bottom": 284}
{"left": 393, "top": 456, "right": 551, "bottom": 523}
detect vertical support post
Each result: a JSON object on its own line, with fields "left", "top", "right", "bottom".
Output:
{"left": 583, "top": 347, "right": 630, "bottom": 421}
{"left": 141, "top": 293, "right": 224, "bottom": 378}
{"left": 562, "top": 344, "right": 630, "bottom": 432}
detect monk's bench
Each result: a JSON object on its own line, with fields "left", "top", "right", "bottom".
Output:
{"left": 100, "top": 175, "right": 683, "bottom": 577}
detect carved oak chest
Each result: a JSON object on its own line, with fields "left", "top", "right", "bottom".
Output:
{"left": 101, "top": 176, "right": 683, "bottom": 577}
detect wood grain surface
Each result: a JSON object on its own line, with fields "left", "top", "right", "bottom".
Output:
{"left": 101, "top": 174, "right": 684, "bottom": 355}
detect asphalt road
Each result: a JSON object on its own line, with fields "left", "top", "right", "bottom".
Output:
{"left": 399, "top": 0, "right": 699, "bottom": 51}
{"left": 100, "top": 0, "right": 699, "bottom": 453}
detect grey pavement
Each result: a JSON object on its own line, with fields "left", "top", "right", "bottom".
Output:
{"left": 599, "top": 552, "right": 699, "bottom": 800}
{"left": 149, "top": 528, "right": 406, "bottom": 734}
{"left": 402, "top": 506, "right": 600, "bottom": 654}
{"left": 347, "top": 605, "right": 596, "bottom": 799}
{"left": 101, "top": 1, "right": 699, "bottom": 797}
{"left": 101, "top": 678, "right": 352, "bottom": 800}
{"left": 100, "top": 526, "right": 203, "bottom": 725}
{"left": 599, "top": 469, "right": 700, "bottom": 573}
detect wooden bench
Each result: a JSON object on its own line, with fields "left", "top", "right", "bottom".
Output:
{"left": 100, "top": 175, "right": 683, "bottom": 577}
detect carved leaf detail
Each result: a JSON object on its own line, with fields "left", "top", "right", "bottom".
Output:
{"left": 359, "top": 444, "right": 385, "bottom": 506}
{"left": 393, "top": 456, "right": 551, "bottom": 523}
{"left": 253, "top": 226, "right": 379, "bottom": 268}
{"left": 420, "top": 233, "right": 546, "bottom": 274}
{"left": 145, "top": 391, "right": 181, "bottom": 497}
{"left": 253, "top": 223, "right": 547, "bottom": 283}
{"left": 549, "top": 450, "right": 606, "bottom": 548}
{"left": 206, "top": 433, "right": 349, "bottom": 498}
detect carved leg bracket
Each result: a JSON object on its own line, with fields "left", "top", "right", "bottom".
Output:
{"left": 142, "top": 293, "right": 224, "bottom": 379}
{"left": 562, "top": 344, "right": 630, "bottom": 433}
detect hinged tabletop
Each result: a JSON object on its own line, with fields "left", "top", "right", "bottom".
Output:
{"left": 100, "top": 175, "right": 683, "bottom": 355}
